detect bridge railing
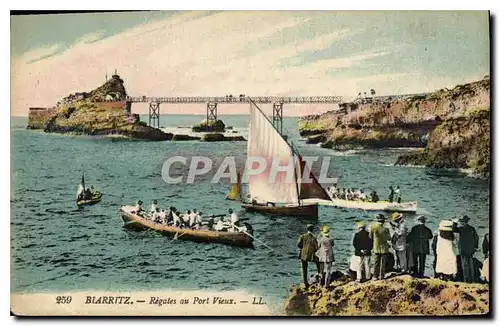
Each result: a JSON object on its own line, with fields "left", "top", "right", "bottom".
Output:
{"left": 125, "top": 96, "right": 343, "bottom": 104}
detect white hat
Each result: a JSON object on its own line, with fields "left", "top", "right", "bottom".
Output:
{"left": 438, "top": 220, "right": 453, "bottom": 231}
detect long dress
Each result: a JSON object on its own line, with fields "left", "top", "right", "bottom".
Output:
{"left": 435, "top": 235, "right": 457, "bottom": 276}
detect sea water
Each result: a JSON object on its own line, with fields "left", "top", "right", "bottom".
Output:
{"left": 10, "top": 115, "right": 490, "bottom": 312}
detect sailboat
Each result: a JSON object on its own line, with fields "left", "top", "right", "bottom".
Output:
{"left": 237, "top": 99, "right": 331, "bottom": 218}
{"left": 76, "top": 174, "right": 102, "bottom": 206}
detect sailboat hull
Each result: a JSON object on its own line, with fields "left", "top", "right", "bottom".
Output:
{"left": 241, "top": 202, "right": 318, "bottom": 218}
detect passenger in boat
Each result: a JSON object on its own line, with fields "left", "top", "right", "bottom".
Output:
{"left": 389, "top": 212, "right": 409, "bottom": 273}
{"left": 133, "top": 200, "right": 143, "bottom": 214}
{"left": 370, "top": 191, "right": 380, "bottom": 203}
{"left": 194, "top": 211, "right": 203, "bottom": 229}
{"left": 214, "top": 216, "right": 227, "bottom": 232}
{"left": 172, "top": 207, "right": 182, "bottom": 227}
{"left": 188, "top": 209, "right": 198, "bottom": 228}
{"left": 83, "top": 187, "right": 92, "bottom": 200}
{"left": 181, "top": 210, "right": 191, "bottom": 227}
{"left": 452, "top": 215, "right": 479, "bottom": 283}
{"left": 150, "top": 200, "right": 158, "bottom": 215}
{"left": 206, "top": 215, "right": 215, "bottom": 230}
{"left": 328, "top": 184, "right": 338, "bottom": 199}
{"left": 152, "top": 208, "right": 162, "bottom": 223}
{"left": 359, "top": 190, "right": 368, "bottom": 202}
{"left": 369, "top": 214, "right": 391, "bottom": 280}
{"left": 434, "top": 220, "right": 457, "bottom": 281}
{"left": 316, "top": 226, "right": 334, "bottom": 287}
{"left": 388, "top": 186, "right": 395, "bottom": 203}
{"left": 353, "top": 221, "right": 373, "bottom": 282}
{"left": 228, "top": 208, "right": 241, "bottom": 232}
{"left": 395, "top": 186, "right": 402, "bottom": 203}
{"left": 407, "top": 215, "right": 433, "bottom": 278}
{"left": 298, "top": 224, "right": 320, "bottom": 288}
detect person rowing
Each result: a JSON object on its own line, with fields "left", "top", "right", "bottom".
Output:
{"left": 150, "top": 200, "right": 158, "bottom": 215}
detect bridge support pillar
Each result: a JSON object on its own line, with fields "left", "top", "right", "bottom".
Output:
{"left": 272, "top": 102, "right": 284, "bottom": 135}
{"left": 206, "top": 102, "right": 218, "bottom": 131}
{"left": 149, "top": 102, "right": 160, "bottom": 129}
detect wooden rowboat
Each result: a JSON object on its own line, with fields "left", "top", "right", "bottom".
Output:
{"left": 76, "top": 193, "right": 102, "bottom": 207}
{"left": 241, "top": 202, "right": 318, "bottom": 217}
{"left": 119, "top": 205, "right": 254, "bottom": 247}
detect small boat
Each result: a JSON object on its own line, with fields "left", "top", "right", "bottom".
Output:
{"left": 301, "top": 198, "right": 418, "bottom": 213}
{"left": 75, "top": 174, "right": 102, "bottom": 206}
{"left": 233, "top": 99, "right": 331, "bottom": 219}
{"left": 77, "top": 193, "right": 102, "bottom": 207}
{"left": 119, "top": 206, "right": 254, "bottom": 247}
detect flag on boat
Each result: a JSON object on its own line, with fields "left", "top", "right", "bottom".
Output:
{"left": 226, "top": 172, "right": 242, "bottom": 201}
{"left": 76, "top": 174, "right": 85, "bottom": 199}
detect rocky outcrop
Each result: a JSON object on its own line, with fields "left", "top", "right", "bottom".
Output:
{"left": 27, "top": 75, "right": 172, "bottom": 141}
{"left": 284, "top": 275, "right": 489, "bottom": 316}
{"left": 396, "top": 108, "right": 490, "bottom": 176}
{"left": 200, "top": 133, "right": 245, "bottom": 142}
{"left": 298, "top": 76, "right": 490, "bottom": 175}
{"left": 192, "top": 119, "right": 226, "bottom": 132}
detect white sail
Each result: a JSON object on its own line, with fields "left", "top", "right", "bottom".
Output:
{"left": 247, "top": 101, "right": 299, "bottom": 204}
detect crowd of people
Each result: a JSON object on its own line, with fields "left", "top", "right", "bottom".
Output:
{"left": 326, "top": 184, "right": 403, "bottom": 204}
{"left": 132, "top": 200, "right": 247, "bottom": 232}
{"left": 297, "top": 213, "right": 489, "bottom": 288}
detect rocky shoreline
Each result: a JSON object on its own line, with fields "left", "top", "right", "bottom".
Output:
{"left": 298, "top": 76, "right": 490, "bottom": 176}
{"left": 283, "top": 274, "right": 489, "bottom": 316}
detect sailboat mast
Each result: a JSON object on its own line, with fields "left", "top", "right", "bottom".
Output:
{"left": 291, "top": 142, "right": 301, "bottom": 205}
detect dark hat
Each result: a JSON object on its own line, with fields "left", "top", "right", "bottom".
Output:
{"left": 376, "top": 214, "right": 386, "bottom": 222}
{"left": 459, "top": 215, "right": 470, "bottom": 223}
{"left": 228, "top": 208, "right": 233, "bottom": 213}
{"left": 153, "top": 200, "right": 158, "bottom": 204}
{"left": 417, "top": 215, "right": 426, "bottom": 222}
{"left": 306, "top": 224, "right": 314, "bottom": 231}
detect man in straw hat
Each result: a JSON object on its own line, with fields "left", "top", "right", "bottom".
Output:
{"left": 353, "top": 220, "right": 373, "bottom": 282}
{"left": 369, "top": 214, "right": 391, "bottom": 280}
{"left": 316, "top": 225, "right": 335, "bottom": 287}
{"left": 408, "top": 215, "right": 433, "bottom": 277}
{"left": 390, "top": 212, "right": 409, "bottom": 273}
{"left": 452, "top": 215, "right": 479, "bottom": 283}
{"left": 298, "top": 224, "right": 320, "bottom": 288}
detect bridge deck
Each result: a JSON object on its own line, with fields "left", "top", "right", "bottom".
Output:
{"left": 125, "top": 96, "right": 342, "bottom": 104}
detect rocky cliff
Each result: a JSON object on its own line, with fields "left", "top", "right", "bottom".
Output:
{"left": 284, "top": 275, "right": 489, "bottom": 316}
{"left": 299, "top": 76, "right": 490, "bottom": 175}
{"left": 27, "top": 75, "right": 172, "bottom": 141}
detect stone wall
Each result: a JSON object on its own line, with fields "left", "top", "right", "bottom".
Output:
{"left": 27, "top": 107, "right": 57, "bottom": 129}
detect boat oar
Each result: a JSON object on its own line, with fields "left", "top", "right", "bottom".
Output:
{"left": 232, "top": 224, "right": 274, "bottom": 251}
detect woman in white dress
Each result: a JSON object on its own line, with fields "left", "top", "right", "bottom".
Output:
{"left": 435, "top": 220, "right": 457, "bottom": 281}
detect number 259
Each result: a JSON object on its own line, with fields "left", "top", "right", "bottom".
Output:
{"left": 56, "top": 296, "right": 72, "bottom": 304}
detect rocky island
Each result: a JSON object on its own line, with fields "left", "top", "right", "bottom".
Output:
{"left": 298, "top": 76, "right": 490, "bottom": 176}
{"left": 27, "top": 75, "right": 245, "bottom": 142}
{"left": 28, "top": 74, "right": 172, "bottom": 140}
{"left": 284, "top": 275, "right": 489, "bottom": 316}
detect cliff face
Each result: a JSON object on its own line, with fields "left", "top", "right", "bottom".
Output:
{"left": 284, "top": 275, "right": 489, "bottom": 316}
{"left": 396, "top": 108, "right": 490, "bottom": 176}
{"left": 298, "top": 76, "right": 490, "bottom": 175}
{"left": 27, "top": 75, "right": 172, "bottom": 141}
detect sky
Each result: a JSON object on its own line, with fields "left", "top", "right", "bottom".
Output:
{"left": 11, "top": 11, "right": 490, "bottom": 116}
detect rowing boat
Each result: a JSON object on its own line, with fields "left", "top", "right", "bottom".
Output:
{"left": 76, "top": 193, "right": 102, "bottom": 206}
{"left": 301, "top": 198, "right": 418, "bottom": 213}
{"left": 119, "top": 205, "right": 254, "bottom": 247}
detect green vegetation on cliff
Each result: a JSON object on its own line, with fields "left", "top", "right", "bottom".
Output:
{"left": 396, "top": 107, "right": 490, "bottom": 176}
{"left": 284, "top": 275, "right": 489, "bottom": 316}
